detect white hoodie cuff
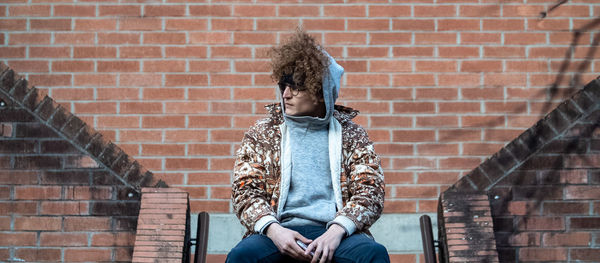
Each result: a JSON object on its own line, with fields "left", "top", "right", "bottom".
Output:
{"left": 327, "top": 216, "right": 357, "bottom": 236}
{"left": 254, "top": 215, "right": 279, "bottom": 235}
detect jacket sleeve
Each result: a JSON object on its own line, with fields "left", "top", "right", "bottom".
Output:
{"left": 336, "top": 136, "right": 385, "bottom": 232}
{"left": 231, "top": 130, "right": 278, "bottom": 233}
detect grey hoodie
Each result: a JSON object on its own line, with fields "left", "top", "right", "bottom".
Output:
{"left": 279, "top": 51, "right": 345, "bottom": 228}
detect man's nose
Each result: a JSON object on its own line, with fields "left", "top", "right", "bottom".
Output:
{"left": 282, "top": 86, "right": 292, "bottom": 98}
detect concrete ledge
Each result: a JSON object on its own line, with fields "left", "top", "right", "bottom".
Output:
{"left": 190, "top": 213, "right": 437, "bottom": 255}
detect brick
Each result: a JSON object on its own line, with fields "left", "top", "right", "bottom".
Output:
{"left": 438, "top": 47, "right": 479, "bottom": 58}
{"left": 212, "top": 18, "right": 253, "bottom": 31}
{"left": 369, "top": 5, "right": 410, "bottom": 17}
{"left": 64, "top": 216, "right": 111, "bottom": 231}
{"left": 417, "top": 116, "right": 458, "bottom": 127}
{"left": 190, "top": 200, "right": 229, "bottom": 213}
{"left": 278, "top": 5, "right": 319, "bottom": 17}
{"left": 392, "top": 130, "right": 435, "bottom": 143}
{"left": 188, "top": 172, "right": 231, "bottom": 185}
{"left": 392, "top": 158, "right": 436, "bottom": 170}
{"left": 65, "top": 248, "right": 112, "bottom": 262}
{"left": 394, "top": 186, "right": 438, "bottom": 198}
{"left": 543, "top": 232, "right": 590, "bottom": 246}
{"left": 74, "top": 47, "right": 116, "bottom": 58}
{"left": 9, "top": 33, "right": 51, "bottom": 45}
{"left": 189, "top": 116, "right": 231, "bottom": 128}
{"left": 373, "top": 143, "right": 412, "bottom": 155}
{"left": 41, "top": 201, "right": 88, "bottom": 215}
{"left": 392, "top": 74, "right": 435, "bottom": 87}
{"left": 211, "top": 46, "right": 252, "bottom": 58}
{"left": 0, "top": 47, "right": 26, "bottom": 58}
{"left": 164, "top": 102, "right": 209, "bottom": 114}
{"left": 120, "top": 46, "right": 161, "bottom": 58}
{"left": 461, "top": 60, "right": 502, "bottom": 73}
{"left": 51, "top": 60, "right": 93, "bottom": 72}
{"left": 92, "top": 232, "right": 135, "bottom": 246}
{"left": 439, "top": 102, "right": 479, "bottom": 113}
{"left": 0, "top": 201, "right": 38, "bottom": 215}
{"left": 189, "top": 61, "right": 229, "bottom": 72}
{"left": 141, "top": 144, "right": 184, "bottom": 156}
{"left": 145, "top": 5, "right": 185, "bottom": 16}
{"left": 165, "top": 158, "right": 208, "bottom": 170}
{"left": 96, "top": 116, "right": 139, "bottom": 129}
{"left": 165, "top": 130, "right": 208, "bottom": 142}
{"left": 74, "top": 19, "right": 116, "bottom": 31}
{"left": 572, "top": 249, "right": 600, "bottom": 261}
{"left": 211, "top": 130, "right": 245, "bottom": 142}
{"left": 438, "top": 19, "right": 479, "bottom": 31}
{"left": 41, "top": 232, "right": 88, "bottom": 246}
{"left": 15, "top": 248, "right": 61, "bottom": 262}
{"left": 211, "top": 158, "right": 235, "bottom": 171}
{"left": 391, "top": 19, "right": 435, "bottom": 31}
{"left": 415, "top": 33, "right": 457, "bottom": 44}
{"left": 143, "top": 60, "right": 186, "bottom": 73}
{"left": 7, "top": 60, "right": 49, "bottom": 73}
{"left": 571, "top": 217, "right": 600, "bottom": 229}
{"left": 504, "top": 232, "right": 540, "bottom": 246}
{"left": 324, "top": 33, "right": 366, "bottom": 45}
{"left": 99, "top": 5, "right": 140, "bottom": 16}
{"left": 371, "top": 88, "right": 412, "bottom": 100}
{"left": 15, "top": 216, "right": 62, "bottom": 231}
{"left": 143, "top": 87, "right": 185, "bottom": 100}
{"left": 461, "top": 33, "right": 501, "bottom": 44}
{"left": 234, "top": 32, "right": 276, "bottom": 45}
{"left": 15, "top": 186, "right": 61, "bottom": 200}
{"left": 303, "top": 19, "right": 344, "bottom": 31}
{"left": 383, "top": 200, "right": 416, "bottom": 213}
{"left": 0, "top": 19, "right": 27, "bottom": 30}
{"left": 9, "top": 5, "right": 51, "bottom": 16}
{"left": 210, "top": 74, "right": 252, "bottom": 86}
{"left": 119, "top": 18, "right": 161, "bottom": 31}
{"left": 0, "top": 232, "right": 36, "bottom": 246}
{"left": 233, "top": 5, "right": 275, "bottom": 16}
{"left": 394, "top": 47, "right": 433, "bottom": 57}
{"left": 519, "top": 248, "right": 567, "bottom": 261}
{"left": 165, "top": 47, "right": 208, "bottom": 59}
{"left": 121, "top": 102, "right": 162, "bottom": 114}
{"left": 517, "top": 216, "right": 564, "bottom": 231}
{"left": 484, "top": 46, "right": 525, "bottom": 58}
{"left": 180, "top": 186, "right": 208, "bottom": 199}
{"left": 439, "top": 157, "right": 482, "bottom": 170}
{"left": 189, "top": 5, "right": 231, "bottom": 16}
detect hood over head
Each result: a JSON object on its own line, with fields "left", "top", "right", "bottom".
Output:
{"left": 281, "top": 50, "right": 344, "bottom": 127}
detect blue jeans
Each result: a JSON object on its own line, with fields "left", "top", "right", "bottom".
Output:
{"left": 226, "top": 225, "right": 390, "bottom": 263}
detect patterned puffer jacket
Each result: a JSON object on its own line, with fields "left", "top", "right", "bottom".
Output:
{"left": 232, "top": 103, "right": 385, "bottom": 237}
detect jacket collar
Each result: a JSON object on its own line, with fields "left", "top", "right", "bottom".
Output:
{"left": 264, "top": 103, "right": 359, "bottom": 125}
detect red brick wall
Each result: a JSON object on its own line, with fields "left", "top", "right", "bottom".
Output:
{"left": 2, "top": 1, "right": 599, "bottom": 217}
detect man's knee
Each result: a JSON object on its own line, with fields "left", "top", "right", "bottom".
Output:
{"left": 226, "top": 246, "right": 248, "bottom": 263}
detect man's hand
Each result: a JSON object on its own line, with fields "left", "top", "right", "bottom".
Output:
{"left": 265, "top": 223, "right": 312, "bottom": 261}
{"left": 305, "top": 224, "right": 346, "bottom": 263}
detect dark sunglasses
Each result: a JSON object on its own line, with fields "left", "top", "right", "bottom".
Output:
{"left": 278, "top": 82, "right": 306, "bottom": 96}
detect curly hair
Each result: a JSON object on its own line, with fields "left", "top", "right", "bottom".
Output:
{"left": 269, "top": 29, "right": 329, "bottom": 99}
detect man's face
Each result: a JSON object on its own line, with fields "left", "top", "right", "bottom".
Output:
{"left": 281, "top": 85, "right": 324, "bottom": 117}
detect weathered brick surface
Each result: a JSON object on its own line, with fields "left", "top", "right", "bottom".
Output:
{"left": 439, "top": 192, "right": 499, "bottom": 262}
{"left": 132, "top": 188, "right": 189, "bottom": 263}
